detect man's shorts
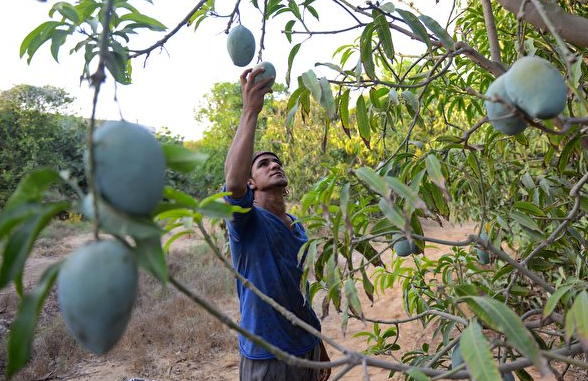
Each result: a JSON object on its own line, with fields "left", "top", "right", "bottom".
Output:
{"left": 239, "top": 343, "right": 322, "bottom": 381}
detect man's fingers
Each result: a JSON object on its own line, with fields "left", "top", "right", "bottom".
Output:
{"left": 240, "top": 68, "right": 253, "bottom": 86}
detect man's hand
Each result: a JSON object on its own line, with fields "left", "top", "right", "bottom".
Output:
{"left": 240, "top": 67, "right": 274, "bottom": 116}
{"left": 318, "top": 340, "right": 331, "bottom": 381}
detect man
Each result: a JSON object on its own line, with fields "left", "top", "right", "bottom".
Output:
{"left": 223, "top": 67, "right": 331, "bottom": 381}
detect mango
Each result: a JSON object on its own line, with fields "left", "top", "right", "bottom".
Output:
{"left": 484, "top": 75, "right": 527, "bottom": 135}
{"left": 253, "top": 61, "right": 276, "bottom": 89}
{"left": 227, "top": 25, "right": 255, "bottom": 67}
{"left": 88, "top": 121, "right": 165, "bottom": 216}
{"left": 505, "top": 56, "right": 567, "bottom": 119}
{"left": 393, "top": 235, "right": 418, "bottom": 257}
{"left": 57, "top": 240, "right": 138, "bottom": 354}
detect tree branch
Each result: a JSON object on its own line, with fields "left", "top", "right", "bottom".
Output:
{"left": 481, "top": 0, "right": 502, "bottom": 63}
{"left": 495, "top": 0, "right": 588, "bottom": 49}
{"left": 129, "top": 0, "right": 210, "bottom": 59}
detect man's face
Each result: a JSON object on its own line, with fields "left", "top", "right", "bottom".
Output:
{"left": 249, "top": 154, "right": 288, "bottom": 191}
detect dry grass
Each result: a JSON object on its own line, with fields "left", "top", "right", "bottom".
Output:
{"left": 0, "top": 229, "right": 238, "bottom": 381}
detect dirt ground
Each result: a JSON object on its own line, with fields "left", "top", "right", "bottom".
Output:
{"left": 0, "top": 220, "right": 579, "bottom": 380}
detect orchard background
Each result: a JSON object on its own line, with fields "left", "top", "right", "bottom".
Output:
{"left": 0, "top": 0, "right": 587, "bottom": 380}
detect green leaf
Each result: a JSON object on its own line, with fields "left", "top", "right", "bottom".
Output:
{"left": 380, "top": 2, "right": 396, "bottom": 13}
{"left": 406, "top": 368, "right": 432, "bottom": 381}
{"left": 284, "top": 20, "right": 296, "bottom": 43}
{"left": 569, "top": 291, "right": 588, "bottom": 350}
{"left": 464, "top": 296, "right": 545, "bottom": 371}
{"left": 378, "top": 199, "right": 405, "bottom": 230}
{"left": 119, "top": 12, "right": 167, "bottom": 31}
{"left": 162, "top": 187, "right": 199, "bottom": 209}
{"left": 372, "top": 9, "right": 394, "bottom": 61}
{"left": 355, "top": 241, "right": 384, "bottom": 267}
{"left": 340, "top": 89, "right": 351, "bottom": 135}
{"left": 396, "top": 9, "right": 431, "bottom": 50}
{"left": 558, "top": 135, "right": 579, "bottom": 173}
{"left": 0, "top": 202, "right": 68, "bottom": 292}
{"left": 197, "top": 200, "right": 237, "bottom": 219}
{"left": 161, "top": 143, "right": 208, "bottom": 173}
{"left": 5, "top": 168, "right": 62, "bottom": 210}
{"left": 286, "top": 43, "right": 301, "bottom": 87}
{"left": 360, "top": 23, "right": 376, "bottom": 79}
{"left": 344, "top": 278, "right": 363, "bottom": 318}
{"left": 543, "top": 286, "right": 571, "bottom": 318}
{"left": 425, "top": 155, "right": 449, "bottom": 200}
{"left": 7, "top": 261, "right": 62, "bottom": 377}
{"left": 319, "top": 77, "right": 336, "bottom": 119}
{"left": 418, "top": 15, "right": 454, "bottom": 49}
{"left": 510, "top": 210, "right": 543, "bottom": 233}
{"left": 20, "top": 21, "right": 64, "bottom": 62}
{"left": 401, "top": 90, "right": 419, "bottom": 112}
{"left": 50, "top": 29, "right": 69, "bottom": 62}
{"left": 513, "top": 201, "right": 546, "bottom": 217}
{"left": 385, "top": 177, "right": 427, "bottom": 210}
{"left": 134, "top": 235, "right": 168, "bottom": 284}
{"left": 302, "top": 70, "right": 322, "bottom": 103}
{"left": 356, "top": 95, "right": 370, "bottom": 143}
{"left": 52, "top": 2, "right": 80, "bottom": 23}
{"left": 360, "top": 265, "right": 374, "bottom": 303}
{"left": 356, "top": 167, "right": 388, "bottom": 196}
{"left": 0, "top": 203, "right": 43, "bottom": 240}
{"left": 460, "top": 321, "right": 502, "bottom": 381}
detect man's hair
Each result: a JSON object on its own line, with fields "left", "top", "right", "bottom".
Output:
{"left": 251, "top": 151, "right": 282, "bottom": 169}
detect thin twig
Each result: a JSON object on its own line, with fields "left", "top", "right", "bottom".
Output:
{"left": 129, "top": 0, "right": 210, "bottom": 59}
{"left": 88, "top": 0, "right": 115, "bottom": 241}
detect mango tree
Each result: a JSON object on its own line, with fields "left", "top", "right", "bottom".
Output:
{"left": 2, "top": 0, "right": 587, "bottom": 380}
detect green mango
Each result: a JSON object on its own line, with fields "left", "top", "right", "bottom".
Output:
{"left": 57, "top": 240, "right": 138, "bottom": 354}
{"left": 88, "top": 121, "right": 165, "bottom": 216}
{"left": 505, "top": 56, "right": 567, "bottom": 120}
{"left": 253, "top": 61, "right": 276, "bottom": 89}
{"left": 227, "top": 25, "right": 255, "bottom": 67}
{"left": 393, "top": 235, "right": 418, "bottom": 257}
{"left": 484, "top": 75, "right": 527, "bottom": 135}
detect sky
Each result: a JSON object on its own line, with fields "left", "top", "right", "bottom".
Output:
{"left": 0, "top": 0, "right": 453, "bottom": 141}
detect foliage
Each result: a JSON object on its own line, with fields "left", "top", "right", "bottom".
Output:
{"left": 0, "top": 85, "right": 86, "bottom": 209}
{"left": 2, "top": 0, "right": 588, "bottom": 380}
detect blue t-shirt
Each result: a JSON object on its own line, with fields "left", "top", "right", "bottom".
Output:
{"left": 224, "top": 186, "right": 321, "bottom": 359}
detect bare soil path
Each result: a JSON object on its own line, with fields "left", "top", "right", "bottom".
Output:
{"left": 7, "top": 219, "right": 560, "bottom": 381}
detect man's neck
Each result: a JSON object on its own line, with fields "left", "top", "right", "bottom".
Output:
{"left": 253, "top": 189, "right": 287, "bottom": 218}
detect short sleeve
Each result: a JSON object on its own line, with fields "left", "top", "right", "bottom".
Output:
{"left": 223, "top": 184, "right": 255, "bottom": 236}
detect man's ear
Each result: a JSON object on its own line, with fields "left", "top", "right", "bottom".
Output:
{"left": 247, "top": 177, "right": 256, "bottom": 190}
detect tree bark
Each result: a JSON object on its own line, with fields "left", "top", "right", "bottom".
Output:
{"left": 495, "top": 0, "right": 588, "bottom": 49}
{"left": 481, "top": 0, "right": 502, "bottom": 63}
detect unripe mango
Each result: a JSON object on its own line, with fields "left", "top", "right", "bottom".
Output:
{"left": 88, "top": 121, "right": 165, "bottom": 216}
{"left": 505, "top": 56, "right": 567, "bottom": 119}
{"left": 227, "top": 25, "right": 255, "bottom": 67}
{"left": 484, "top": 75, "right": 527, "bottom": 135}
{"left": 393, "top": 235, "right": 418, "bottom": 257}
{"left": 57, "top": 240, "right": 138, "bottom": 354}
{"left": 253, "top": 61, "right": 276, "bottom": 89}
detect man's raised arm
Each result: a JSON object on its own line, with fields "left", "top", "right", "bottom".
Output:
{"left": 224, "top": 67, "right": 273, "bottom": 199}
